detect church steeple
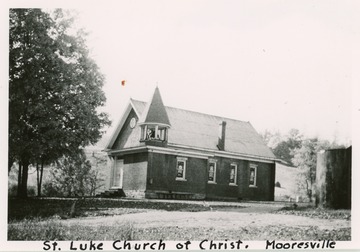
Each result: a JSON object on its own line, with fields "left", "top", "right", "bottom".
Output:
{"left": 139, "top": 87, "right": 170, "bottom": 144}
{"left": 139, "top": 87, "right": 171, "bottom": 127}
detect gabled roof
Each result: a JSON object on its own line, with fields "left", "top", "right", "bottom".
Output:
{"left": 138, "top": 87, "right": 171, "bottom": 127}
{"left": 131, "top": 100, "right": 275, "bottom": 159}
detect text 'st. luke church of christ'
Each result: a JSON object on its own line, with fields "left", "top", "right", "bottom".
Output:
{"left": 104, "top": 87, "right": 276, "bottom": 200}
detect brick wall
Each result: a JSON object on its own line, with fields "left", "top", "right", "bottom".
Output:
{"left": 146, "top": 152, "right": 207, "bottom": 197}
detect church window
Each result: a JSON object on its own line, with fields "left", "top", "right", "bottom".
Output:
{"left": 141, "top": 125, "right": 167, "bottom": 141}
{"left": 208, "top": 160, "right": 217, "bottom": 183}
{"left": 229, "top": 163, "right": 237, "bottom": 185}
{"left": 176, "top": 157, "right": 187, "bottom": 181}
{"left": 249, "top": 164, "right": 257, "bottom": 187}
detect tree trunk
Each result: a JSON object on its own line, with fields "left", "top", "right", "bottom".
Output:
{"left": 36, "top": 161, "right": 44, "bottom": 197}
{"left": 8, "top": 155, "right": 14, "bottom": 174}
{"left": 306, "top": 180, "right": 313, "bottom": 203}
{"left": 17, "top": 162, "right": 22, "bottom": 196}
{"left": 18, "top": 160, "right": 29, "bottom": 198}
{"left": 40, "top": 161, "right": 44, "bottom": 196}
{"left": 36, "top": 163, "right": 40, "bottom": 196}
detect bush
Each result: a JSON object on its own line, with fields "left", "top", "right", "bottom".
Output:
{"left": 27, "top": 186, "right": 36, "bottom": 197}
{"left": 8, "top": 184, "right": 18, "bottom": 197}
{"left": 8, "top": 185, "right": 36, "bottom": 197}
{"left": 42, "top": 182, "right": 63, "bottom": 197}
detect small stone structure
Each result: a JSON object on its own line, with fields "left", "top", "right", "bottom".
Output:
{"left": 316, "top": 146, "right": 351, "bottom": 209}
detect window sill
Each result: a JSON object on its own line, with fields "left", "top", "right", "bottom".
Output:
{"left": 229, "top": 183, "right": 237, "bottom": 186}
{"left": 176, "top": 178, "right": 187, "bottom": 181}
{"left": 249, "top": 185, "right": 257, "bottom": 188}
{"left": 140, "top": 139, "right": 166, "bottom": 142}
{"left": 207, "top": 181, "right": 217, "bottom": 184}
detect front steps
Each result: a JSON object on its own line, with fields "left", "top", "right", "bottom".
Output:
{"left": 97, "top": 188, "right": 126, "bottom": 198}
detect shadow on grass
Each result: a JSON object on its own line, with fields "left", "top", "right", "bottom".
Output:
{"left": 8, "top": 197, "right": 215, "bottom": 221}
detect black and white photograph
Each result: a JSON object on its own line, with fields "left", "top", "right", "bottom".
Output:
{"left": 2, "top": 0, "right": 360, "bottom": 250}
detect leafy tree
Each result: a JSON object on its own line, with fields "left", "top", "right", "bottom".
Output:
{"left": 287, "top": 128, "right": 303, "bottom": 149}
{"left": 9, "top": 9, "right": 110, "bottom": 198}
{"left": 272, "top": 141, "right": 294, "bottom": 164}
{"left": 292, "top": 138, "right": 332, "bottom": 202}
{"left": 47, "top": 151, "right": 95, "bottom": 197}
{"left": 261, "top": 129, "right": 282, "bottom": 149}
{"left": 272, "top": 129, "right": 303, "bottom": 165}
{"left": 86, "top": 151, "right": 107, "bottom": 196}
{"left": 262, "top": 128, "right": 303, "bottom": 165}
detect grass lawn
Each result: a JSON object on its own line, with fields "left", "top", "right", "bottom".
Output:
{"left": 8, "top": 197, "right": 351, "bottom": 241}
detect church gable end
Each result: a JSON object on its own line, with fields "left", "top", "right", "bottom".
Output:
{"left": 112, "top": 109, "right": 142, "bottom": 150}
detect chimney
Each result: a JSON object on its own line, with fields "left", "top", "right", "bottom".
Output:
{"left": 217, "top": 121, "right": 226, "bottom": 151}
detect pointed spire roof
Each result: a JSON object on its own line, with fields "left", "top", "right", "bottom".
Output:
{"left": 138, "top": 87, "right": 171, "bottom": 127}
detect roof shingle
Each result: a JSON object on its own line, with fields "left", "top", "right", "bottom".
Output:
{"left": 131, "top": 99, "right": 275, "bottom": 159}
{"left": 138, "top": 87, "right": 171, "bottom": 126}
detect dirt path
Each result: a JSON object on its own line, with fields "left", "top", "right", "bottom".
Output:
{"left": 62, "top": 201, "right": 350, "bottom": 231}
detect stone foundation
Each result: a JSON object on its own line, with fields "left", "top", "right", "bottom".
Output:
{"left": 145, "top": 190, "right": 205, "bottom": 200}
{"left": 123, "top": 190, "right": 146, "bottom": 199}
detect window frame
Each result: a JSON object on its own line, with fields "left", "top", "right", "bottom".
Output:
{"left": 175, "top": 157, "right": 187, "bottom": 181}
{"left": 249, "top": 163, "right": 258, "bottom": 187}
{"left": 146, "top": 125, "right": 156, "bottom": 140}
{"left": 207, "top": 159, "right": 217, "bottom": 184}
{"left": 141, "top": 125, "right": 167, "bottom": 141}
{"left": 229, "top": 163, "right": 238, "bottom": 186}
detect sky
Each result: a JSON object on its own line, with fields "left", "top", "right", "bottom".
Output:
{"left": 2, "top": 0, "right": 359, "bottom": 147}
{"left": 64, "top": 0, "right": 358, "bottom": 146}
